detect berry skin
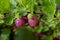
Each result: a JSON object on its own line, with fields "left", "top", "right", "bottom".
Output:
{"left": 35, "top": 32, "right": 45, "bottom": 38}
{"left": 35, "top": 33, "right": 40, "bottom": 37}
{"left": 56, "top": 35, "right": 60, "bottom": 39}
{"left": 15, "top": 18, "right": 25, "bottom": 27}
{"left": 56, "top": 6, "right": 60, "bottom": 10}
{"left": 28, "top": 16, "right": 38, "bottom": 28}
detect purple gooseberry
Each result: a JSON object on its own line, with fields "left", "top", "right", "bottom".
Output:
{"left": 15, "top": 18, "right": 25, "bottom": 27}
{"left": 28, "top": 16, "right": 38, "bottom": 28}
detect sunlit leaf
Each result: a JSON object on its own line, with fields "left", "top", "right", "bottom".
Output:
{"left": 0, "top": 0, "right": 10, "bottom": 13}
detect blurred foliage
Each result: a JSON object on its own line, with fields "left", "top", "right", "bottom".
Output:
{"left": 56, "top": 0, "right": 60, "bottom": 6}
{"left": 14, "top": 27, "right": 37, "bottom": 40}
{"left": 0, "top": 0, "right": 60, "bottom": 40}
{"left": 0, "top": 0, "right": 10, "bottom": 14}
{"left": 41, "top": 35, "right": 53, "bottom": 40}
{"left": 0, "top": 29, "right": 10, "bottom": 40}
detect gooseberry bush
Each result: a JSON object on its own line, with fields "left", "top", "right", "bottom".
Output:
{"left": 0, "top": 0, "right": 60, "bottom": 40}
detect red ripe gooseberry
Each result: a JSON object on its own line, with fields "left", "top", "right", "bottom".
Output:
{"left": 28, "top": 16, "right": 38, "bottom": 28}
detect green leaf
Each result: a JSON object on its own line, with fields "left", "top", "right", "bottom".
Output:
{"left": 56, "top": 0, "right": 60, "bottom": 6}
{"left": 14, "top": 27, "right": 37, "bottom": 40}
{"left": 43, "top": 26, "right": 49, "bottom": 32}
{"left": 26, "top": 25, "right": 37, "bottom": 32}
{"left": 52, "top": 29, "right": 60, "bottom": 38}
{"left": 36, "top": 25, "right": 43, "bottom": 33}
{"left": 49, "top": 20, "right": 57, "bottom": 28}
{"left": 53, "top": 29, "right": 57, "bottom": 37}
{"left": 17, "top": 0, "right": 35, "bottom": 12}
{"left": 57, "top": 30, "right": 60, "bottom": 35}
{"left": 1, "top": 29, "right": 10, "bottom": 34}
{"left": 0, "top": 14, "right": 4, "bottom": 19}
{"left": 0, "top": 29, "right": 10, "bottom": 40}
{"left": 26, "top": 26, "right": 34, "bottom": 32}
{"left": 10, "top": 0, "right": 17, "bottom": 6}
{"left": 17, "top": 0, "right": 30, "bottom": 6}
{"left": 0, "top": 19, "right": 4, "bottom": 25}
{"left": 57, "top": 11, "right": 60, "bottom": 20}
{"left": 4, "top": 13, "right": 15, "bottom": 25}
{"left": 0, "top": 0, "right": 10, "bottom": 14}
{"left": 56, "top": 22, "right": 60, "bottom": 28}
{"left": 19, "top": 7, "right": 27, "bottom": 16}
{"left": 42, "top": 0, "right": 56, "bottom": 21}
{"left": 41, "top": 35, "right": 53, "bottom": 40}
